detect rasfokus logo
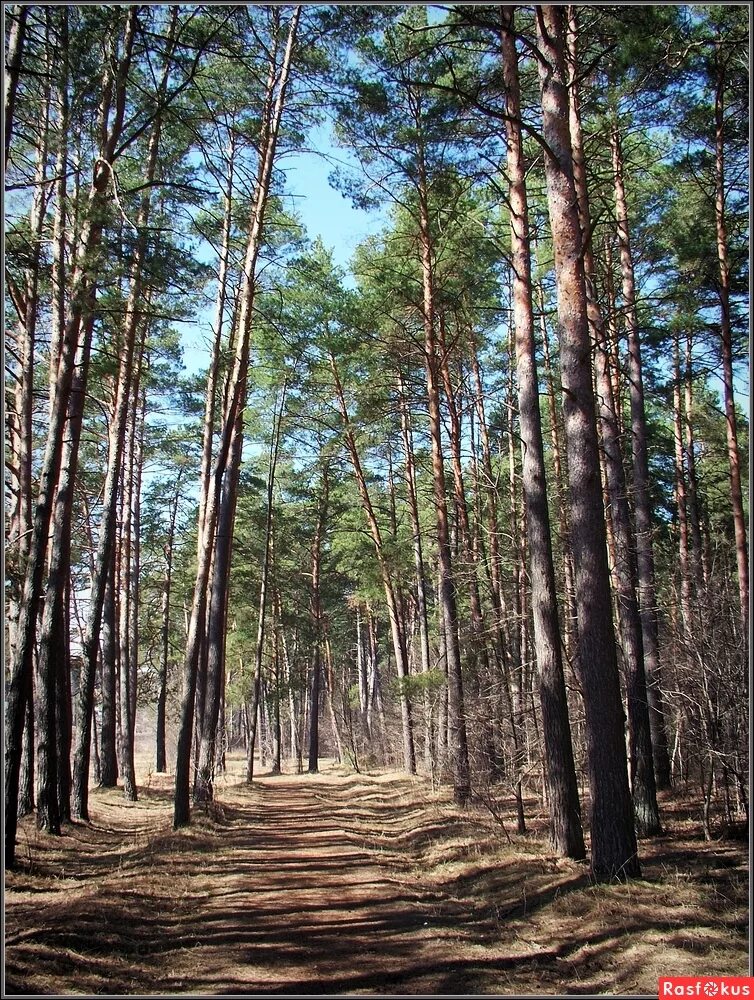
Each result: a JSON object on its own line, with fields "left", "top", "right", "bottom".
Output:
{"left": 659, "top": 978, "right": 754, "bottom": 997}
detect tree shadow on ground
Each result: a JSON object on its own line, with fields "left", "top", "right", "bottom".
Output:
{"left": 5, "top": 766, "right": 748, "bottom": 996}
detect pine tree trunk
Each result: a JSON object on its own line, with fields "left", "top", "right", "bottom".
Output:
{"left": 17, "top": 73, "right": 60, "bottom": 835}
{"left": 609, "top": 121, "right": 672, "bottom": 791}
{"left": 501, "top": 5, "right": 585, "bottom": 858}
{"left": 396, "top": 374, "right": 433, "bottom": 768}
{"left": 6, "top": 9, "right": 137, "bottom": 864}
{"left": 39, "top": 23, "right": 74, "bottom": 824}
{"left": 99, "top": 562, "right": 118, "bottom": 785}
{"left": 7, "top": 62, "right": 50, "bottom": 661}
{"left": 269, "top": 601, "right": 282, "bottom": 774}
{"left": 355, "top": 605, "right": 371, "bottom": 741}
{"left": 73, "top": 283, "right": 149, "bottom": 816}
{"left": 331, "top": 356, "right": 416, "bottom": 774}
{"left": 4, "top": 4, "right": 28, "bottom": 166}
{"left": 56, "top": 578, "right": 73, "bottom": 822}
{"left": 174, "top": 7, "right": 300, "bottom": 827}
{"left": 307, "top": 645, "right": 322, "bottom": 774}
{"left": 117, "top": 369, "right": 144, "bottom": 803}
{"left": 536, "top": 4, "right": 639, "bottom": 880}
{"left": 683, "top": 333, "right": 706, "bottom": 585}
{"left": 506, "top": 327, "right": 528, "bottom": 833}
{"left": 157, "top": 479, "right": 181, "bottom": 773}
{"left": 198, "top": 415, "right": 243, "bottom": 800}
{"left": 324, "top": 636, "right": 344, "bottom": 764}
{"left": 128, "top": 391, "right": 145, "bottom": 742}
{"left": 713, "top": 49, "right": 748, "bottom": 633}
{"left": 416, "top": 152, "right": 470, "bottom": 806}
{"left": 539, "top": 295, "right": 578, "bottom": 664}
{"left": 18, "top": 700, "right": 34, "bottom": 817}
{"left": 567, "top": 10, "right": 660, "bottom": 837}
{"left": 241, "top": 387, "right": 287, "bottom": 786}
{"left": 672, "top": 333, "right": 693, "bottom": 637}
{"left": 307, "top": 471, "right": 327, "bottom": 774}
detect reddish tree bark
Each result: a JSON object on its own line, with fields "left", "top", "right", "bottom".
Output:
{"left": 535, "top": 4, "right": 639, "bottom": 880}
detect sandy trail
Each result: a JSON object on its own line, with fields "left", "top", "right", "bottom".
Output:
{"left": 4, "top": 761, "right": 748, "bottom": 995}
{"left": 5, "top": 768, "right": 514, "bottom": 995}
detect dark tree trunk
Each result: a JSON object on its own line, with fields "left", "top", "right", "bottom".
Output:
{"left": 307, "top": 647, "right": 322, "bottom": 774}
{"left": 535, "top": 4, "right": 640, "bottom": 880}
{"left": 4, "top": 4, "right": 28, "bottom": 166}
{"left": 501, "top": 5, "right": 585, "bottom": 859}
{"left": 566, "top": 11, "right": 661, "bottom": 837}
{"left": 609, "top": 121, "right": 673, "bottom": 792}
{"left": 6, "top": 10, "right": 137, "bottom": 863}
{"left": 99, "top": 562, "right": 118, "bottom": 787}
{"left": 307, "top": 463, "right": 328, "bottom": 775}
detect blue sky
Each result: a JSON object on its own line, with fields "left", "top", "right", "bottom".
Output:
{"left": 178, "top": 120, "right": 386, "bottom": 380}
{"left": 280, "top": 121, "right": 387, "bottom": 274}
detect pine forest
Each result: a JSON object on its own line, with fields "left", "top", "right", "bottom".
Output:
{"left": 4, "top": 4, "right": 750, "bottom": 996}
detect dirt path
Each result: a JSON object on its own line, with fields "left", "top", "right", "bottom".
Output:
{"left": 4, "top": 760, "right": 748, "bottom": 995}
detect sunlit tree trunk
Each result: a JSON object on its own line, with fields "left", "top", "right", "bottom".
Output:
{"left": 536, "top": 4, "right": 639, "bottom": 880}
{"left": 99, "top": 558, "right": 118, "bottom": 787}
{"left": 609, "top": 120, "right": 673, "bottom": 791}
{"left": 501, "top": 5, "right": 585, "bottom": 858}
{"left": 713, "top": 47, "right": 748, "bottom": 633}
{"left": 4, "top": 4, "right": 28, "bottom": 166}
{"left": 6, "top": 8, "right": 137, "bottom": 866}
{"left": 567, "top": 9, "right": 660, "bottom": 837}
{"left": 331, "top": 356, "right": 416, "bottom": 774}
{"left": 174, "top": 6, "right": 300, "bottom": 826}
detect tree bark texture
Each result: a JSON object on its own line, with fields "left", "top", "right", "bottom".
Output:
{"left": 536, "top": 4, "right": 639, "bottom": 880}
{"left": 501, "top": 5, "right": 585, "bottom": 859}
{"left": 331, "top": 356, "right": 416, "bottom": 775}
{"left": 174, "top": 6, "right": 300, "bottom": 827}
{"left": 713, "top": 48, "right": 748, "bottom": 633}
{"left": 566, "top": 10, "right": 661, "bottom": 836}
{"left": 4, "top": 4, "right": 28, "bottom": 166}
{"left": 5, "top": 7, "right": 137, "bottom": 865}
{"left": 609, "top": 121, "right": 673, "bottom": 791}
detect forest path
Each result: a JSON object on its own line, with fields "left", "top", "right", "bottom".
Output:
{"left": 5, "top": 757, "right": 748, "bottom": 995}
{"left": 178, "top": 770, "right": 498, "bottom": 995}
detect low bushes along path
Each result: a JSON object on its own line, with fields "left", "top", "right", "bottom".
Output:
{"left": 5, "top": 756, "right": 747, "bottom": 995}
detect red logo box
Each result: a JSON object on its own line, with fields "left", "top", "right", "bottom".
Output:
{"left": 659, "top": 979, "right": 754, "bottom": 998}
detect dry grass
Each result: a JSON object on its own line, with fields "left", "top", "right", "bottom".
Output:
{"left": 4, "top": 753, "right": 748, "bottom": 995}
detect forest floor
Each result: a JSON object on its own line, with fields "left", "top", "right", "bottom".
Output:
{"left": 4, "top": 753, "right": 749, "bottom": 996}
